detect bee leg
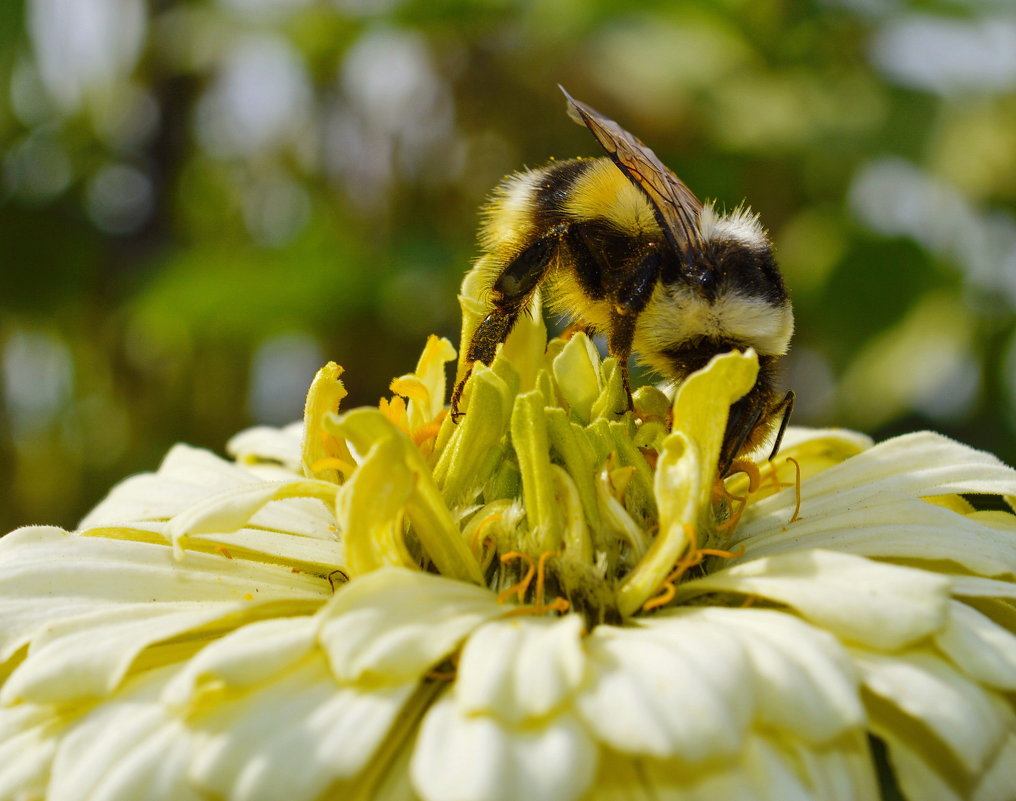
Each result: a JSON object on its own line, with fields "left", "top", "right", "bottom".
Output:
{"left": 719, "top": 391, "right": 767, "bottom": 477}
{"left": 606, "top": 247, "right": 664, "bottom": 413}
{"left": 451, "top": 226, "right": 566, "bottom": 421}
{"left": 607, "top": 314, "right": 636, "bottom": 412}
{"left": 766, "top": 390, "right": 795, "bottom": 461}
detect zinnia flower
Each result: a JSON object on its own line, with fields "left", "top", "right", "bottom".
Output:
{"left": 1, "top": 284, "right": 1015, "bottom": 801}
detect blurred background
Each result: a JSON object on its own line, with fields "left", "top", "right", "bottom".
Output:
{"left": 1, "top": 0, "right": 1015, "bottom": 532}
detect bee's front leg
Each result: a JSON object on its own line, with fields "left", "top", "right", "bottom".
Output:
{"left": 606, "top": 246, "right": 663, "bottom": 413}
{"left": 451, "top": 225, "right": 567, "bottom": 422}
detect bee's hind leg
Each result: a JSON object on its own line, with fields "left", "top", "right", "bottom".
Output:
{"left": 451, "top": 225, "right": 567, "bottom": 421}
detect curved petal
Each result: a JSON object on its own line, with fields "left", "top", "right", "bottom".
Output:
{"left": 736, "top": 496, "right": 1016, "bottom": 577}
{"left": 935, "top": 600, "right": 1016, "bottom": 691}
{"left": 318, "top": 568, "right": 503, "bottom": 684}
{"left": 577, "top": 621, "right": 752, "bottom": 761}
{"left": 227, "top": 422, "right": 304, "bottom": 473}
{"left": 739, "top": 433, "right": 1016, "bottom": 547}
{"left": 81, "top": 444, "right": 335, "bottom": 539}
{"left": 2, "top": 604, "right": 248, "bottom": 706}
{"left": 0, "top": 526, "right": 326, "bottom": 669}
{"left": 655, "top": 607, "right": 863, "bottom": 742}
{"left": 455, "top": 615, "right": 585, "bottom": 724}
{"left": 853, "top": 647, "right": 1010, "bottom": 775}
{"left": 162, "top": 616, "right": 319, "bottom": 708}
{"left": 412, "top": 692, "right": 597, "bottom": 801}
{"left": 188, "top": 656, "right": 416, "bottom": 801}
{"left": 681, "top": 549, "right": 951, "bottom": 649}
{"left": 0, "top": 703, "right": 58, "bottom": 800}
{"left": 47, "top": 665, "right": 200, "bottom": 801}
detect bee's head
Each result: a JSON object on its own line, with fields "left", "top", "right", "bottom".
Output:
{"left": 645, "top": 203, "right": 793, "bottom": 369}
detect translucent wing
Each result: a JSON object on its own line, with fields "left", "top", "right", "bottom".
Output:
{"left": 560, "top": 86, "right": 704, "bottom": 259}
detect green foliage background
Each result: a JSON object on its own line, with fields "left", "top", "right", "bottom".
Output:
{"left": 2, "top": 0, "right": 1015, "bottom": 533}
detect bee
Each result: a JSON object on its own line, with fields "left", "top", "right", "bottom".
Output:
{"left": 452, "top": 87, "right": 794, "bottom": 474}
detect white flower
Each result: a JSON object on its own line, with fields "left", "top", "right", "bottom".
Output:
{"left": 2, "top": 315, "right": 1015, "bottom": 801}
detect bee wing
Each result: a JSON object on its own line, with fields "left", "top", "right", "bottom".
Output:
{"left": 560, "top": 86, "right": 704, "bottom": 258}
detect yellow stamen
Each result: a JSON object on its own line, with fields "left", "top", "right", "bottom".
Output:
{"left": 496, "top": 551, "right": 571, "bottom": 615}
{"left": 642, "top": 526, "right": 745, "bottom": 612}
{"left": 469, "top": 513, "right": 502, "bottom": 569}
{"left": 412, "top": 408, "right": 449, "bottom": 447}
{"left": 714, "top": 481, "right": 749, "bottom": 533}
{"left": 534, "top": 551, "right": 555, "bottom": 609}
{"left": 497, "top": 552, "right": 535, "bottom": 604}
{"left": 727, "top": 458, "right": 762, "bottom": 492}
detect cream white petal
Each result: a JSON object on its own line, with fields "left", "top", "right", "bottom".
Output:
{"left": 226, "top": 422, "right": 304, "bottom": 473}
{"left": 869, "top": 719, "right": 964, "bottom": 801}
{"left": 974, "top": 732, "right": 1016, "bottom": 801}
{"left": 163, "top": 616, "right": 319, "bottom": 707}
{"left": 179, "top": 527, "right": 342, "bottom": 571}
{"left": 738, "top": 432, "right": 1016, "bottom": 543}
{"left": 82, "top": 445, "right": 334, "bottom": 539}
{"left": 454, "top": 615, "right": 585, "bottom": 724}
{"left": 166, "top": 479, "right": 337, "bottom": 542}
{"left": 794, "top": 431, "right": 1016, "bottom": 502}
{"left": 597, "top": 734, "right": 815, "bottom": 801}
{"left": 577, "top": 621, "right": 752, "bottom": 760}
{"left": 81, "top": 444, "right": 262, "bottom": 526}
{"left": 735, "top": 496, "right": 1016, "bottom": 577}
{"left": 951, "top": 574, "right": 1016, "bottom": 599}
{"left": 188, "top": 655, "right": 416, "bottom": 801}
{"left": 0, "top": 703, "right": 57, "bottom": 800}
{"left": 852, "top": 647, "right": 1010, "bottom": 774}
{"left": 0, "top": 526, "right": 326, "bottom": 666}
{"left": 411, "top": 692, "right": 597, "bottom": 801}
{"left": 785, "top": 730, "right": 880, "bottom": 801}
{"left": 935, "top": 600, "right": 1016, "bottom": 690}
{"left": 657, "top": 607, "right": 863, "bottom": 742}
{"left": 681, "top": 549, "right": 951, "bottom": 649}
{"left": 0, "top": 525, "right": 326, "bottom": 602}
{"left": 46, "top": 665, "right": 200, "bottom": 801}
{"left": 2, "top": 604, "right": 249, "bottom": 706}
{"left": 874, "top": 719, "right": 1016, "bottom": 801}
{"left": 318, "top": 567, "right": 504, "bottom": 684}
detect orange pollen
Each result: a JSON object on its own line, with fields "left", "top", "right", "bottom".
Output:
{"left": 786, "top": 456, "right": 803, "bottom": 523}
{"left": 215, "top": 545, "right": 234, "bottom": 559}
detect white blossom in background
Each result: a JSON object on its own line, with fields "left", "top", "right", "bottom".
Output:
{"left": 28, "top": 0, "right": 147, "bottom": 112}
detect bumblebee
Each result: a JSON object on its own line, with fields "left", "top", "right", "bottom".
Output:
{"left": 452, "top": 88, "right": 794, "bottom": 473}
